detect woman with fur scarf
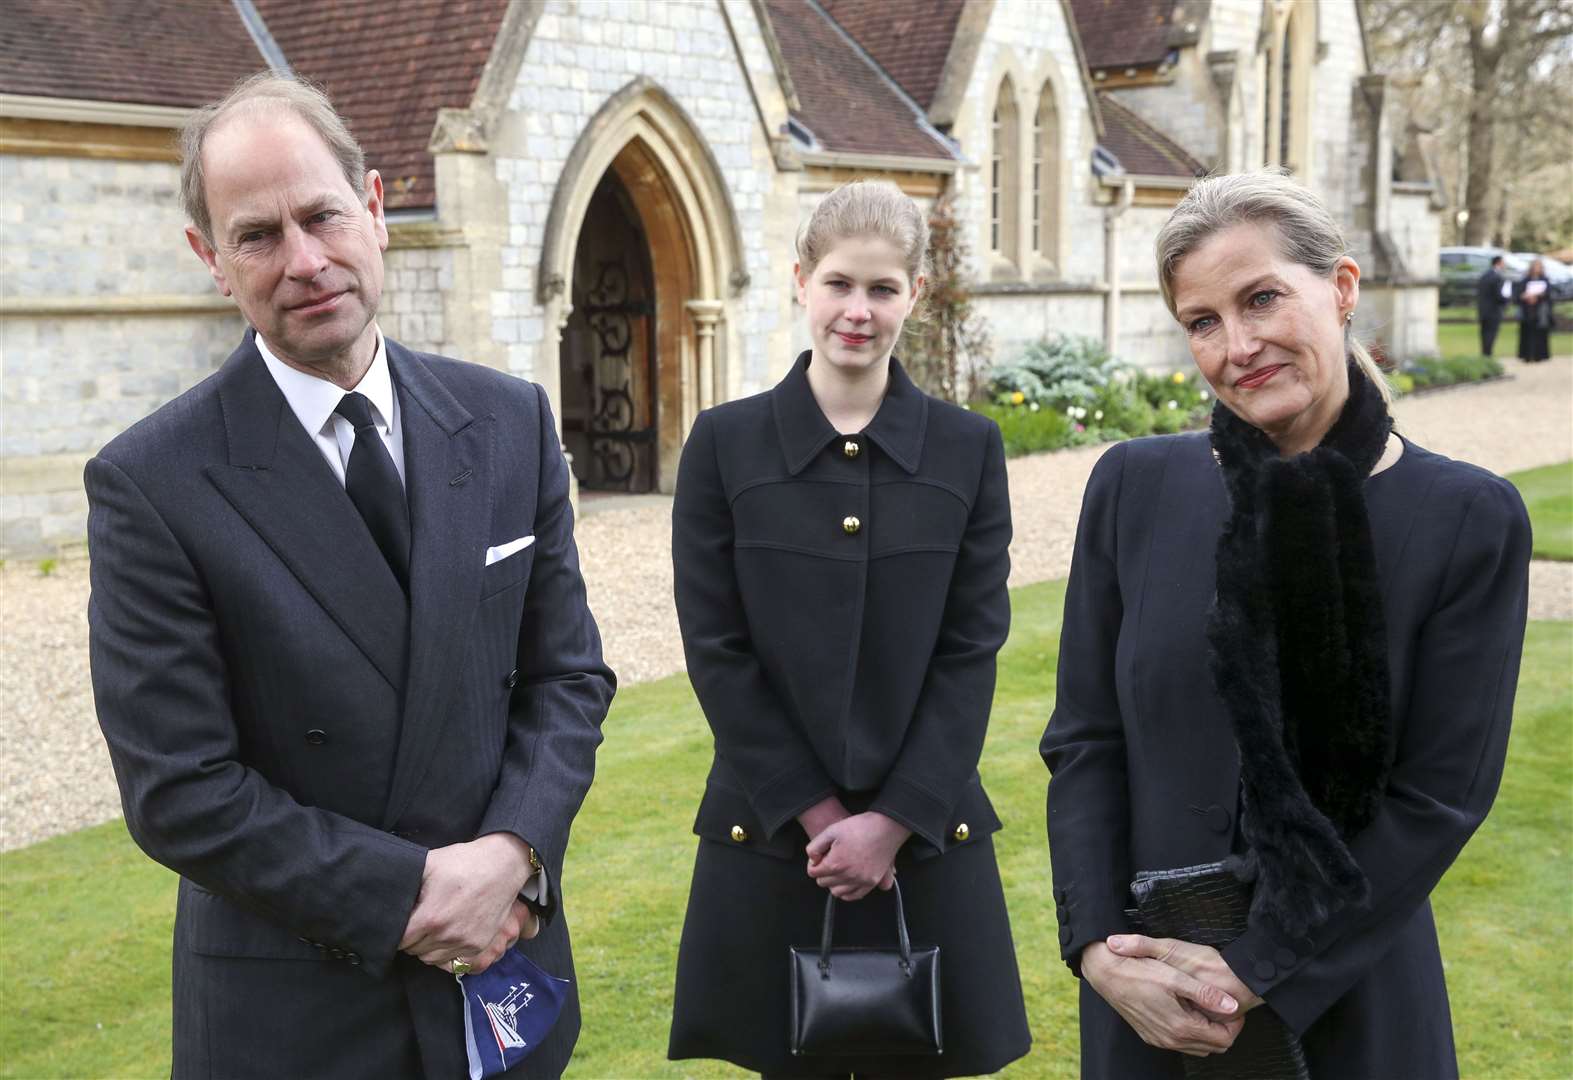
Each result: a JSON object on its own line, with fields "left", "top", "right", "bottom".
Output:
{"left": 1041, "top": 171, "right": 1531, "bottom": 1079}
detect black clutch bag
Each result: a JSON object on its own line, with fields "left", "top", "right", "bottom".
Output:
{"left": 1127, "top": 861, "right": 1309, "bottom": 1080}
{"left": 789, "top": 880, "right": 942, "bottom": 1057}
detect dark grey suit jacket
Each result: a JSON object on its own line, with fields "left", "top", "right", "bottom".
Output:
{"left": 86, "top": 333, "right": 614, "bottom": 1079}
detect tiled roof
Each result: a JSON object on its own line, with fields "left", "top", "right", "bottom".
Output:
{"left": 1097, "top": 93, "right": 1204, "bottom": 177}
{"left": 1068, "top": 0, "right": 1175, "bottom": 70}
{"left": 0, "top": 0, "right": 266, "bottom": 108}
{"left": 815, "top": 0, "right": 967, "bottom": 110}
{"left": 765, "top": 0, "right": 954, "bottom": 161}
{"left": 252, "top": 0, "right": 507, "bottom": 211}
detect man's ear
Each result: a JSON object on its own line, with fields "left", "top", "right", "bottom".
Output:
{"left": 185, "top": 225, "right": 231, "bottom": 296}
{"left": 364, "top": 169, "right": 388, "bottom": 252}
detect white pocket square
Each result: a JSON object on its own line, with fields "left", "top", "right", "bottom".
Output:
{"left": 485, "top": 535, "right": 535, "bottom": 566}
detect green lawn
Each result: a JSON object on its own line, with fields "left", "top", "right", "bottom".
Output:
{"left": 1436, "top": 318, "right": 1573, "bottom": 361}
{"left": 3, "top": 584, "right": 1569, "bottom": 1078}
{"left": 1507, "top": 461, "right": 1573, "bottom": 561}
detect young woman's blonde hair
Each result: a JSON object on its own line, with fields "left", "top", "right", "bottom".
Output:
{"left": 796, "top": 180, "right": 930, "bottom": 287}
{"left": 1155, "top": 169, "right": 1391, "bottom": 402}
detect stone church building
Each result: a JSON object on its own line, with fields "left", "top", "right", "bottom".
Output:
{"left": 0, "top": 0, "right": 1441, "bottom": 554}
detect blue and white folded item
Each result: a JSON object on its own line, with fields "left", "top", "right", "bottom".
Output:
{"left": 456, "top": 947, "right": 571, "bottom": 1079}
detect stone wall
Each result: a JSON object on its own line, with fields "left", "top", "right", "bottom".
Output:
{"left": 379, "top": 245, "right": 457, "bottom": 356}
{"left": 0, "top": 153, "right": 242, "bottom": 556}
{"left": 489, "top": 0, "right": 791, "bottom": 396}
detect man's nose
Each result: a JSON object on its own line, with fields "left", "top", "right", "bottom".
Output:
{"left": 281, "top": 226, "right": 328, "bottom": 281}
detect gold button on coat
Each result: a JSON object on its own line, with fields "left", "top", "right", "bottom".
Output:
{"left": 730, "top": 825, "right": 749, "bottom": 843}
{"left": 953, "top": 822, "right": 970, "bottom": 842}
{"left": 843, "top": 439, "right": 860, "bottom": 459}
{"left": 842, "top": 515, "right": 861, "bottom": 535}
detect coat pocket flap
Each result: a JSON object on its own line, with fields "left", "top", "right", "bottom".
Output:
{"left": 179, "top": 882, "right": 321, "bottom": 960}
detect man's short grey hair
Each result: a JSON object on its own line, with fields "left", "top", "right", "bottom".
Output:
{"left": 180, "top": 73, "right": 366, "bottom": 245}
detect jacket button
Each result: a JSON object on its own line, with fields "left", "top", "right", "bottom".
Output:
{"left": 505, "top": 669, "right": 519, "bottom": 688}
{"left": 952, "top": 822, "right": 970, "bottom": 842}
{"left": 1205, "top": 805, "right": 1232, "bottom": 834}
{"left": 346, "top": 951, "right": 362, "bottom": 966}
{"left": 842, "top": 439, "right": 860, "bottom": 459}
{"left": 842, "top": 515, "right": 861, "bottom": 535}
{"left": 730, "top": 825, "right": 749, "bottom": 843}
{"left": 1058, "top": 926, "right": 1073, "bottom": 946}
{"left": 1254, "top": 959, "right": 1277, "bottom": 981}
{"left": 304, "top": 729, "right": 327, "bottom": 746}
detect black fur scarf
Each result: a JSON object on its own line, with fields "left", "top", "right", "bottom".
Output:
{"left": 1208, "top": 361, "right": 1396, "bottom": 939}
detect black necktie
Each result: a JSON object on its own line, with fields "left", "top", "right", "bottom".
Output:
{"left": 334, "top": 392, "right": 410, "bottom": 590}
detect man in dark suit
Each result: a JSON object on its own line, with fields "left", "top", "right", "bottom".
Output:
{"left": 1476, "top": 254, "right": 1509, "bottom": 356}
{"left": 85, "top": 74, "right": 614, "bottom": 1078}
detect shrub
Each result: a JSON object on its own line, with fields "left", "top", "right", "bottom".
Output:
{"left": 970, "top": 401, "right": 1074, "bottom": 457}
{"left": 1403, "top": 353, "right": 1504, "bottom": 391}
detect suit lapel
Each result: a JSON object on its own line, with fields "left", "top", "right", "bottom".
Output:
{"left": 380, "top": 342, "right": 493, "bottom": 828}
{"left": 204, "top": 337, "right": 410, "bottom": 689}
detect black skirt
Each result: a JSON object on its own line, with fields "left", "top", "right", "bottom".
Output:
{"left": 668, "top": 832, "right": 1031, "bottom": 1077}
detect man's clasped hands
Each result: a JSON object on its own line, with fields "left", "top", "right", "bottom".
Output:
{"left": 398, "top": 833, "right": 541, "bottom": 976}
{"left": 1082, "top": 934, "right": 1265, "bottom": 1056}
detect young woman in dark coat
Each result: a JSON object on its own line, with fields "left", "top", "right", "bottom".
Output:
{"left": 1041, "top": 171, "right": 1531, "bottom": 1078}
{"left": 668, "top": 180, "right": 1031, "bottom": 1077}
{"left": 1515, "top": 258, "right": 1556, "bottom": 362}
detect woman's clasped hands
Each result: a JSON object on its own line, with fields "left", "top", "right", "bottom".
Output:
{"left": 1081, "top": 933, "right": 1262, "bottom": 1057}
{"left": 798, "top": 796, "right": 912, "bottom": 901}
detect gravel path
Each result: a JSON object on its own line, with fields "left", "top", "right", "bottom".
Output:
{"left": 3, "top": 358, "right": 1569, "bottom": 851}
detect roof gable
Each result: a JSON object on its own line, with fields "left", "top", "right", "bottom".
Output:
{"left": 0, "top": 0, "right": 266, "bottom": 108}
{"left": 765, "top": 0, "right": 954, "bottom": 161}
{"left": 1096, "top": 92, "right": 1204, "bottom": 177}
{"left": 1068, "top": 0, "right": 1201, "bottom": 71}
{"left": 250, "top": 0, "right": 508, "bottom": 211}
{"left": 815, "top": 0, "right": 968, "bottom": 110}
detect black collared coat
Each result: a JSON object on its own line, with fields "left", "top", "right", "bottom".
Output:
{"left": 667, "top": 353, "right": 1031, "bottom": 1076}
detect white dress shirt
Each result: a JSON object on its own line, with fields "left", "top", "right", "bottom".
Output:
{"left": 256, "top": 329, "right": 406, "bottom": 490}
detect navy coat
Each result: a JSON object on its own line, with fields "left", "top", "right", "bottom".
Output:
{"left": 1042, "top": 432, "right": 1530, "bottom": 1078}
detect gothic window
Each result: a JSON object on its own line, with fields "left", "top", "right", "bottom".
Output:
{"left": 1033, "top": 81, "right": 1059, "bottom": 268}
{"left": 990, "top": 76, "right": 1020, "bottom": 266}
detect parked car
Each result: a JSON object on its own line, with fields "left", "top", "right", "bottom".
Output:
{"left": 1511, "top": 252, "right": 1573, "bottom": 302}
{"left": 1439, "top": 246, "right": 1526, "bottom": 308}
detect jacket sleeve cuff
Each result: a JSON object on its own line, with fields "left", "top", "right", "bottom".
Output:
{"left": 1220, "top": 925, "right": 1320, "bottom": 1036}
{"left": 869, "top": 774, "right": 955, "bottom": 851}
{"left": 1053, "top": 882, "right": 1135, "bottom": 978}
{"left": 752, "top": 761, "right": 837, "bottom": 841}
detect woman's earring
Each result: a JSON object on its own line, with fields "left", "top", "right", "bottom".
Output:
{"left": 1344, "top": 310, "right": 1355, "bottom": 324}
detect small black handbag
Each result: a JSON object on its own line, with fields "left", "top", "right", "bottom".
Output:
{"left": 1127, "top": 861, "right": 1310, "bottom": 1080}
{"left": 789, "top": 880, "right": 942, "bottom": 1056}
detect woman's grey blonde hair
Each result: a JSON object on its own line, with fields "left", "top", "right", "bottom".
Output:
{"left": 796, "top": 180, "right": 930, "bottom": 287}
{"left": 180, "top": 73, "right": 366, "bottom": 246}
{"left": 1155, "top": 169, "right": 1391, "bottom": 402}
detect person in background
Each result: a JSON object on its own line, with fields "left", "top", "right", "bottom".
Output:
{"left": 1042, "top": 170, "right": 1530, "bottom": 1078}
{"left": 1515, "top": 257, "right": 1556, "bottom": 362}
{"left": 1475, "top": 253, "right": 1510, "bottom": 357}
{"left": 668, "top": 179, "right": 1032, "bottom": 1078}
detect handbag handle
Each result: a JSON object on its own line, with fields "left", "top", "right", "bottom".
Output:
{"left": 817, "top": 879, "right": 914, "bottom": 974}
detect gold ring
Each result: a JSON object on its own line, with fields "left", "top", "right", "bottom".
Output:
{"left": 451, "top": 957, "right": 472, "bottom": 975}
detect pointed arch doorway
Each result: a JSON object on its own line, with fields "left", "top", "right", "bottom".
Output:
{"left": 542, "top": 78, "right": 746, "bottom": 495}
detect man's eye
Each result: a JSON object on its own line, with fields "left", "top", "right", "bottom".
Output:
{"left": 307, "top": 211, "right": 336, "bottom": 225}
{"left": 239, "top": 231, "right": 268, "bottom": 244}
{"left": 1249, "top": 290, "right": 1278, "bottom": 307}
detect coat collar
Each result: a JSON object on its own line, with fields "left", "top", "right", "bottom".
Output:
{"left": 772, "top": 350, "right": 928, "bottom": 475}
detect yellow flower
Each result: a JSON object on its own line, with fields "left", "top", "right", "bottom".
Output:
{"left": 1171, "top": 371, "right": 1187, "bottom": 384}
{"left": 1011, "top": 390, "right": 1026, "bottom": 405}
